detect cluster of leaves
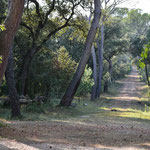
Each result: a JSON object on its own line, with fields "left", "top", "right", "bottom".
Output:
{"left": 0, "top": 25, "right": 6, "bottom": 31}
{"left": 137, "top": 42, "right": 150, "bottom": 83}
{"left": 139, "top": 42, "right": 150, "bottom": 69}
{"left": 0, "top": 55, "right": 2, "bottom": 63}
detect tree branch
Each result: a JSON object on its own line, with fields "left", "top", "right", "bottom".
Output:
{"left": 20, "top": 22, "right": 35, "bottom": 40}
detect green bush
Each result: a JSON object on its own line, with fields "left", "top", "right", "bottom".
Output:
{"left": 76, "top": 66, "right": 94, "bottom": 97}
{"left": 26, "top": 46, "right": 77, "bottom": 98}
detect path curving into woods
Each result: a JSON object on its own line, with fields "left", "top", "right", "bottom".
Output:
{"left": 0, "top": 67, "right": 150, "bottom": 150}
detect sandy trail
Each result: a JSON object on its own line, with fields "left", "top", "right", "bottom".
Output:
{"left": 0, "top": 67, "right": 150, "bottom": 150}
{"left": 108, "top": 66, "right": 144, "bottom": 109}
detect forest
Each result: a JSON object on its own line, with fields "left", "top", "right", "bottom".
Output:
{"left": 0, "top": 0, "right": 150, "bottom": 149}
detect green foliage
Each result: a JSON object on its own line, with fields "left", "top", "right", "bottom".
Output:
{"left": 104, "top": 16, "right": 129, "bottom": 60}
{"left": 0, "top": 55, "right": 2, "bottom": 63}
{"left": 139, "top": 61, "right": 145, "bottom": 69}
{"left": 103, "top": 72, "right": 111, "bottom": 83}
{"left": 137, "top": 42, "right": 150, "bottom": 82}
{"left": 125, "top": 9, "right": 150, "bottom": 57}
{"left": 126, "top": 9, "right": 150, "bottom": 37}
{"left": 112, "top": 54, "right": 132, "bottom": 79}
{"left": 76, "top": 66, "right": 94, "bottom": 97}
{"left": 57, "top": 46, "right": 76, "bottom": 72}
{"left": 0, "top": 0, "right": 7, "bottom": 24}
{"left": 0, "top": 24, "right": 6, "bottom": 31}
{"left": 49, "top": 27, "right": 85, "bottom": 63}
{"left": 27, "top": 46, "right": 77, "bottom": 98}
{"left": 0, "top": 79, "right": 8, "bottom": 96}
{"left": 102, "top": 54, "right": 132, "bottom": 93}
{"left": 138, "top": 42, "right": 150, "bottom": 69}
{"left": 141, "top": 42, "right": 150, "bottom": 61}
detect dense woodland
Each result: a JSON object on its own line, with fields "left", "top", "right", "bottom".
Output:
{"left": 0, "top": 0, "right": 150, "bottom": 119}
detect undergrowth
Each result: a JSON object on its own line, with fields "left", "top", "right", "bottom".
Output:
{"left": 0, "top": 80, "right": 123, "bottom": 121}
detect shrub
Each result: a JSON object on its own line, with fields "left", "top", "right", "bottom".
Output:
{"left": 76, "top": 66, "right": 94, "bottom": 97}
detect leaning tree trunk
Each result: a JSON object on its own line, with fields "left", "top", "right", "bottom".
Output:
{"left": 91, "top": 45, "right": 97, "bottom": 100}
{"left": 0, "top": 0, "right": 24, "bottom": 85}
{"left": 59, "top": 0, "right": 101, "bottom": 106}
{"left": 5, "top": 46, "right": 21, "bottom": 118}
{"left": 145, "top": 64, "right": 150, "bottom": 86}
{"left": 96, "top": 22, "right": 104, "bottom": 98}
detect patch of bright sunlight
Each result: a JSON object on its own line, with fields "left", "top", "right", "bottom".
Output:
{"left": 94, "top": 144, "right": 114, "bottom": 149}
{"left": 0, "top": 139, "right": 41, "bottom": 150}
{"left": 140, "top": 143, "right": 150, "bottom": 147}
{"left": 94, "top": 144, "right": 144, "bottom": 150}
{"left": 0, "top": 118, "right": 11, "bottom": 124}
{"left": 127, "top": 74, "right": 140, "bottom": 78}
{"left": 101, "top": 107, "right": 150, "bottom": 120}
{"left": 111, "top": 96, "right": 140, "bottom": 101}
{"left": 141, "top": 85, "right": 147, "bottom": 89}
{"left": 101, "top": 107, "right": 137, "bottom": 112}
{"left": 28, "top": 137, "right": 45, "bottom": 143}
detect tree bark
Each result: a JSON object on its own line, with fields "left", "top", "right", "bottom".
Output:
{"left": 96, "top": 22, "right": 104, "bottom": 98}
{"left": 91, "top": 45, "right": 97, "bottom": 100}
{"left": 20, "top": 48, "right": 35, "bottom": 95}
{"left": 104, "top": 81, "right": 108, "bottom": 93}
{"left": 59, "top": 0, "right": 101, "bottom": 106}
{"left": 5, "top": 46, "right": 21, "bottom": 118}
{"left": 0, "top": 0, "right": 24, "bottom": 85}
{"left": 145, "top": 64, "right": 150, "bottom": 86}
{"left": 108, "top": 58, "right": 113, "bottom": 82}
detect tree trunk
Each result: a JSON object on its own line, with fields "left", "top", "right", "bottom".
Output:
{"left": 20, "top": 49, "right": 35, "bottom": 95}
{"left": 5, "top": 46, "right": 21, "bottom": 118}
{"left": 145, "top": 64, "right": 150, "bottom": 86}
{"left": 0, "top": 0, "right": 24, "bottom": 85}
{"left": 96, "top": 22, "right": 104, "bottom": 98}
{"left": 91, "top": 45, "right": 97, "bottom": 100}
{"left": 108, "top": 58, "right": 113, "bottom": 82}
{"left": 104, "top": 81, "right": 108, "bottom": 93}
{"left": 59, "top": 0, "right": 101, "bottom": 106}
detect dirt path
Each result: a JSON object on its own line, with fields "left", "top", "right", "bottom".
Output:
{"left": 108, "top": 66, "right": 144, "bottom": 109}
{"left": 0, "top": 67, "right": 150, "bottom": 150}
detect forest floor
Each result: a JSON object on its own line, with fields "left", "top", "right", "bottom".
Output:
{"left": 1, "top": 67, "right": 150, "bottom": 150}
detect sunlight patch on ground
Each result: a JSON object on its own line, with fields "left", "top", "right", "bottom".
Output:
{"left": 0, "top": 118, "right": 11, "bottom": 124}
{"left": 100, "top": 107, "right": 150, "bottom": 120}
{"left": 140, "top": 143, "right": 150, "bottom": 148}
{"left": 93, "top": 144, "right": 146, "bottom": 150}
{"left": 28, "top": 137, "right": 45, "bottom": 143}
{"left": 94, "top": 144, "right": 115, "bottom": 149}
{"left": 0, "top": 139, "right": 41, "bottom": 150}
{"left": 126, "top": 74, "right": 140, "bottom": 78}
{"left": 116, "top": 112, "right": 150, "bottom": 120}
{"left": 111, "top": 96, "right": 140, "bottom": 101}
{"left": 101, "top": 107, "right": 137, "bottom": 112}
